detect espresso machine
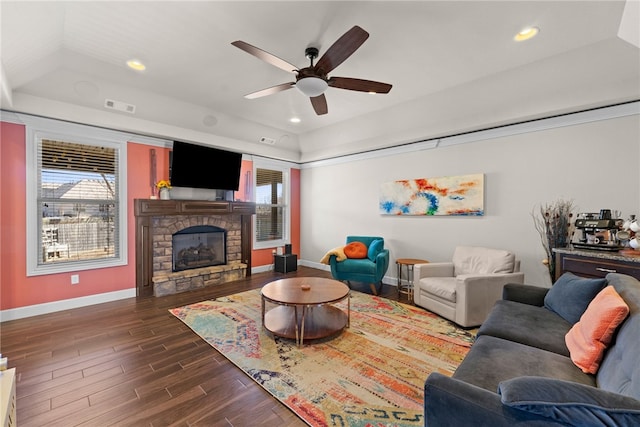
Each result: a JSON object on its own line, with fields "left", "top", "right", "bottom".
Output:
{"left": 572, "top": 210, "right": 624, "bottom": 252}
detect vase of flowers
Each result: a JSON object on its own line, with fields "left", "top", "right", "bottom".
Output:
{"left": 532, "top": 198, "right": 575, "bottom": 282}
{"left": 156, "top": 180, "right": 171, "bottom": 200}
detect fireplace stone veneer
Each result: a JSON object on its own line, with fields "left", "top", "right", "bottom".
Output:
{"left": 134, "top": 199, "right": 256, "bottom": 297}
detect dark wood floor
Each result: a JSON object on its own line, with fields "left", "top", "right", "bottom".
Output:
{"left": 1, "top": 267, "right": 406, "bottom": 427}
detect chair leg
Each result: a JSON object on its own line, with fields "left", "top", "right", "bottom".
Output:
{"left": 369, "top": 283, "right": 379, "bottom": 295}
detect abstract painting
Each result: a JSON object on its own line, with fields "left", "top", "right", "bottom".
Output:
{"left": 380, "top": 173, "right": 484, "bottom": 216}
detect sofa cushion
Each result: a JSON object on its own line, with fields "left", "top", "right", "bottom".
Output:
{"left": 452, "top": 246, "right": 515, "bottom": 275}
{"left": 502, "top": 283, "right": 549, "bottom": 307}
{"left": 419, "top": 277, "right": 457, "bottom": 302}
{"left": 333, "top": 257, "right": 376, "bottom": 275}
{"left": 565, "top": 286, "right": 629, "bottom": 374}
{"left": 544, "top": 272, "right": 606, "bottom": 324}
{"left": 453, "top": 335, "right": 594, "bottom": 393}
{"left": 478, "top": 300, "right": 572, "bottom": 357}
{"left": 498, "top": 376, "right": 640, "bottom": 426}
{"left": 344, "top": 241, "right": 367, "bottom": 259}
{"left": 597, "top": 274, "right": 640, "bottom": 399}
{"left": 367, "top": 239, "right": 384, "bottom": 261}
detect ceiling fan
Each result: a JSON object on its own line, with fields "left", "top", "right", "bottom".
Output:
{"left": 231, "top": 25, "right": 392, "bottom": 115}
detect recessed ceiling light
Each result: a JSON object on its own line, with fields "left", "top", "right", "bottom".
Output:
{"left": 514, "top": 27, "right": 539, "bottom": 42}
{"left": 126, "top": 59, "right": 146, "bottom": 71}
{"left": 290, "top": 117, "right": 301, "bottom": 123}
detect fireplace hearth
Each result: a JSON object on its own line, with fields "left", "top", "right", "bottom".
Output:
{"left": 173, "top": 225, "right": 226, "bottom": 272}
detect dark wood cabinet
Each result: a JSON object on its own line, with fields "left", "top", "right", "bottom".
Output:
{"left": 554, "top": 249, "right": 640, "bottom": 281}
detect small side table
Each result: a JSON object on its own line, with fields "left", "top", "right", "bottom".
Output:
{"left": 396, "top": 258, "right": 429, "bottom": 301}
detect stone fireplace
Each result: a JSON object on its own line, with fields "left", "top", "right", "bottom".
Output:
{"left": 134, "top": 199, "right": 256, "bottom": 297}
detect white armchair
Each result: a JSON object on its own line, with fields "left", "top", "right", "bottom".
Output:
{"left": 413, "top": 246, "right": 524, "bottom": 327}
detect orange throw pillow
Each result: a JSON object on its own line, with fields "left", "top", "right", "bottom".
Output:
{"left": 565, "top": 286, "right": 629, "bottom": 374}
{"left": 343, "top": 242, "right": 368, "bottom": 259}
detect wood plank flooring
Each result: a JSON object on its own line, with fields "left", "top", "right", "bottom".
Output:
{"left": 1, "top": 267, "right": 406, "bottom": 426}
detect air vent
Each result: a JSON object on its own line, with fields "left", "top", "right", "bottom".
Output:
{"left": 259, "top": 137, "right": 276, "bottom": 145}
{"left": 104, "top": 98, "right": 136, "bottom": 114}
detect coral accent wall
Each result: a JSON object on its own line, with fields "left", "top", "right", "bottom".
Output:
{"left": 234, "top": 160, "right": 252, "bottom": 202}
{"left": 291, "top": 167, "right": 301, "bottom": 256}
{"left": 0, "top": 124, "right": 171, "bottom": 310}
{"left": 1, "top": 121, "right": 301, "bottom": 312}
{"left": 0, "top": 122, "right": 28, "bottom": 309}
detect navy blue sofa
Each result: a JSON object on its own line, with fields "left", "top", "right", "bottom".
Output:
{"left": 424, "top": 272, "right": 640, "bottom": 426}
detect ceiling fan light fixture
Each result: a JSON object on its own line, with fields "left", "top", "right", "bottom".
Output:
{"left": 296, "top": 77, "right": 328, "bottom": 97}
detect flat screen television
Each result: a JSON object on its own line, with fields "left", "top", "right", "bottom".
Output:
{"left": 170, "top": 141, "right": 242, "bottom": 191}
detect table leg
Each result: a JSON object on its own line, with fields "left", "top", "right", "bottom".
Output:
{"left": 408, "top": 264, "right": 414, "bottom": 301}
{"left": 294, "top": 305, "right": 300, "bottom": 346}
{"left": 397, "top": 262, "right": 402, "bottom": 297}
{"left": 347, "top": 293, "right": 351, "bottom": 328}
{"left": 299, "top": 306, "right": 307, "bottom": 347}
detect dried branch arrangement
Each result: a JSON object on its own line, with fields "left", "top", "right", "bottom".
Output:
{"left": 532, "top": 199, "right": 575, "bottom": 281}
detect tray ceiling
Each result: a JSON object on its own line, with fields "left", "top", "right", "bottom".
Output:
{"left": 1, "top": 1, "right": 638, "bottom": 162}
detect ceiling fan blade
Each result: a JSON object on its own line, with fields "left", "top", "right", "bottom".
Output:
{"left": 310, "top": 94, "right": 328, "bottom": 115}
{"left": 244, "top": 82, "right": 295, "bottom": 99}
{"left": 328, "top": 77, "right": 392, "bottom": 94}
{"left": 231, "top": 40, "right": 298, "bottom": 73}
{"left": 315, "top": 26, "right": 369, "bottom": 74}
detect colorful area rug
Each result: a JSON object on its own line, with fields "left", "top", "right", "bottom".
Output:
{"left": 170, "top": 289, "right": 475, "bottom": 427}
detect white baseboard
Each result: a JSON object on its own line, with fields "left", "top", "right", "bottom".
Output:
{"left": 300, "top": 259, "right": 330, "bottom": 271}
{"left": 251, "top": 264, "right": 274, "bottom": 274}
{"left": 0, "top": 288, "right": 136, "bottom": 322}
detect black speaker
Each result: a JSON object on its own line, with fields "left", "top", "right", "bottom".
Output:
{"left": 274, "top": 254, "right": 297, "bottom": 273}
{"left": 284, "top": 244, "right": 292, "bottom": 254}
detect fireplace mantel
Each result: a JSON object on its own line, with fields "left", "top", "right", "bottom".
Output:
{"left": 134, "top": 199, "right": 256, "bottom": 217}
{"left": 134, "top": 199, "right": 256, "bottom": 297}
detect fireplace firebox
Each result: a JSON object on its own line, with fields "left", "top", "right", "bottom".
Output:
{"left": 172, "top": 225, "right": 226, "bottom": 272}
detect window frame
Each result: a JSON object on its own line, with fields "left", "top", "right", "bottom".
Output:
{"left": 23, "top": 115, "right": 128, "bottom": 276}
{"left": 252, "top": 159, "right": 290, "bottom": 250}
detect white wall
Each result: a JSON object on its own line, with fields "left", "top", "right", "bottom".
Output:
{"left": 299, "top": 110, "right": 640, "bottom": 287}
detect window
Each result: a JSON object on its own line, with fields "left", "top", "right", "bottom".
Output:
{"left": 24, "top": 116, "right": 128, "bottom": 276}
{"left": 253, "top": 161, "right": 290, "bottom": 250}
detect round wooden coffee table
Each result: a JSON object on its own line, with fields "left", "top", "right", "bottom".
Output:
{"left": 261, "top": 277, "right": 350, "bottom": 346}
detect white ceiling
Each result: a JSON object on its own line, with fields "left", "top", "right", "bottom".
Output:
{"left": 1, "top": 1, "right": 639, "bottom": 162}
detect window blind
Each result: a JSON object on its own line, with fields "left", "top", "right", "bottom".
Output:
{"left": 38, "top": 139, "right": 119, "bottom": 265}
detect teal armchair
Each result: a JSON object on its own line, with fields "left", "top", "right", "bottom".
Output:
{"left": 329, "top": 236, "right": 390, "bottom": 295}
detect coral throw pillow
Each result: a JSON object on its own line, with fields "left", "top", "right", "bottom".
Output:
{"left": 344, "top": 242, "right": 368, "bottom": 259}
{"left": 565, "top": 286, "right": 630, "bottom": 374}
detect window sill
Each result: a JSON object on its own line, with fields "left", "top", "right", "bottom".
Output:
{"left": 27, "top": 257, "right": 127, "bottom": 277}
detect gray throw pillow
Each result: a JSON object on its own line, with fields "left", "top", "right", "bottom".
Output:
{"left": 498, "top": 376, "right": 640, "bottom": 426}
{"left": 543, "top": 272, "right": 606, "bottom": 324}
